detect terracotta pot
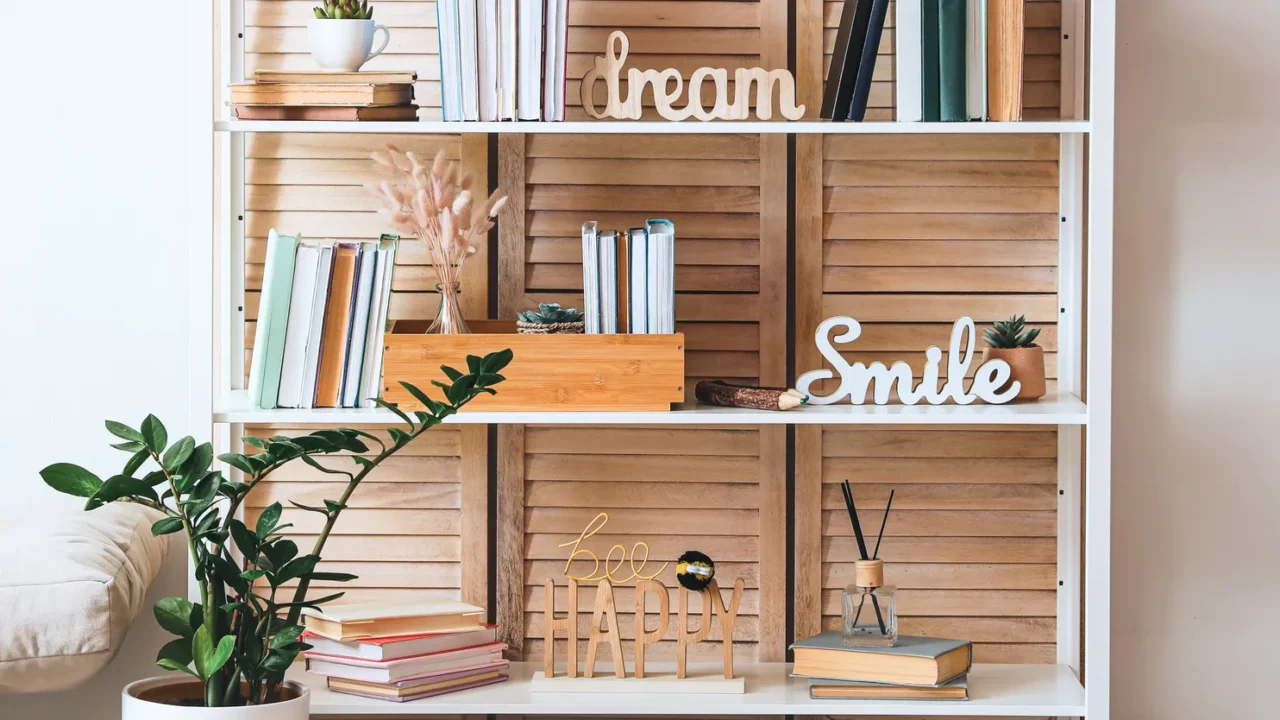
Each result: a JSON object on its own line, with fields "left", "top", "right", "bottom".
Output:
{"left": 981, "top": 346, "right": 1046, "bottom": 401}
{"left": 122, "top": 677, "right": 309, "bottom": 720}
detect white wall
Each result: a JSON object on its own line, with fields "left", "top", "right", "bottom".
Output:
{"left": 1113, "top": 0, "right": 1280, "bottom": 717}
{"left": 0, "top": 2, "right": 201, "bottom": 718}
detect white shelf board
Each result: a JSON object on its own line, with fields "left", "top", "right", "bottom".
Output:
{"left": 292, "top": 661, "right": 1086, "bottom": 716}
{"left": 214, "top": 390, "right": 1087, "bottom": 425}
{"left": 214, "top": 119, "right": 1091, "bottom": 135}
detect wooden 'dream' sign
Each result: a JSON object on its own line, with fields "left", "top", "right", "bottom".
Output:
{"left": 581, "top": 31, "right": 805, "bottom": 121}
{"left": 542, "top": 577, "right": 745, "bottom": 681}
{"left": 796, "top": 316, "right": 1022, "bottom": 405}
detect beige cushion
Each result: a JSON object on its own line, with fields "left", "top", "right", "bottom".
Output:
{"left": 0, "top": 503, "right": 170, "bottom": 693}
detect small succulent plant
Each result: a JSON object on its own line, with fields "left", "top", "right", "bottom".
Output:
{"left": 518, "top": 303, "right": 583, "bottom": 324}
{"left": 983, "top": 315, "right": 1041, "bottom": 349}
{"left": 314, "top": 0, "right": 374, "bottom": 19}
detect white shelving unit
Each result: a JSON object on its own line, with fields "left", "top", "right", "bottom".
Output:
{"left": 192, "top": 1, "right": 1113, "bottom": 717}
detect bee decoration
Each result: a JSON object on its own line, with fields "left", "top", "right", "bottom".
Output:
{"left": 675, "top": 550, "right": 716, "bottom": 591}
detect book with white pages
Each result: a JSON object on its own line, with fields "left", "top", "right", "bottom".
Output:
{"left": 598, "top": 229, "right": 618, "bottom": 334}
{"left": 359, "top": 236, "right": 399, "bottom": 408}
{"left": 248, "top": 230, "right": 299, "bottom": 409}
{"left": 498, "top": 0, "right": 517, "bottom": 120}
{"left": 645, "top": 219, "right": 675, "bottom": 334}
{"left": 966, "top": 0, "right": 988, "bottom": 120}
{"left": 627, "top": 227, "right": 648, "bottom": 333}
{"left": 277, "top": 244, "right": 321, "bottom": 409}
{"left": 341, "top": 242, "right": 377, "bottom": 408}
{"left": 436, "top": 0, "right": 462, "bottom": 121}
{"left": 459, "top": 0, "right": 480, "bottom": 121}
{"left": 543, "top": 0, "right": 569, "bottom": 120}
{"left": 517, "top": 0, "right": 542, "bottom": 119}
{"left": 300, "top": 242, "right": 335, "bottom": 409}
{"left": 581, "top": 221, "right": 601, "bottom": 334}
{"left": 477, "top": 0, "right": 499, "bottom": 121}
{"left": 896, "top": 0, "right": 923, "bottom": 121}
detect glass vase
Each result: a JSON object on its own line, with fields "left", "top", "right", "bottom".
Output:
{"left": 427, "top": 282, "right": 470, "bottom": 334}
{"left": 841, "top": 559, "right": 897, "bottom": 647}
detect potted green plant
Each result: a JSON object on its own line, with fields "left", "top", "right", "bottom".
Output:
{"left": 517, "top": 303, "right": 585, "bottom": 334}
{"left": 309, "top": 1, "right": 390, "bottom": 72}
{"left": 981, "top": 315, "right": 1046, "bottom": 401}
{"left": 39, "top": 351, "right": 510, "bottom": 718}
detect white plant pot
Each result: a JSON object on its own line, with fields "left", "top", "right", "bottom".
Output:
{"left": 122, "top": 677, "right": 309, "bottom": 720}
{"left": 308, "top": 18, "right": 391, "bottom": 72}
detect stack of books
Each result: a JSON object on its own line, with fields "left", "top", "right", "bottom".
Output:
{"left": 230, "top": 70, "right": 420, "bottom": 121}
{"left": 302, "top": 600, "right": 509, "bottom": 702}
{"left": 790, "top": 632, "right": 973, "bottom": 701}
{"left": 249, "top": 231, "right": 398, "bottom": 410}
{"left": 825, "top": 0, "right": 1024, "bottom": 122}
{"left": 580, "top": 219, "right": 675, "bottom": 335}
{"left": 435, "top": 0, "right": 569, "bottom": 121}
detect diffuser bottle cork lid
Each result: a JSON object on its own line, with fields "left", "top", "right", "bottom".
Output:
{"left": 854, "top": 559, "right": 885, "bottom": 588}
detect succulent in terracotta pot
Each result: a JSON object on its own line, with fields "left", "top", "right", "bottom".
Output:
{"left": 981, "top": 315, "right": 1046, "bottom": 401}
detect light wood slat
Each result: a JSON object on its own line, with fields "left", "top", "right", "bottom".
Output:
{"left": 568, "top": 27, "right": 760, "bottom": 54}
{"left": 245, "top": 507, "right": 460, "bottom": 535}
{"left": 570, "top": 1, "right": 761, "bottom": 27}
{"left": 824, "top": 239, "right": 1060, "bottom": 267}
{"left": 527, "top": 264, "right": 760, "bottom": 292}
{"left": 818, "top": 588, "right": 1057, "bottom": 617}
{"left": 825, "top": 186, "right": 1059, "bottom": 213}
{"left": 245, "top": 133, "right": 457, "bottom": 160}
{"left": 682, "top": 323, "right": 761, "bottom": 351}
{"left": 824, "top": 160, "right": 1059, "bottom": 187}
{"left": 247, "top": 1, "right": 437, "bottom": 27}
{"left": 823, "top": 134, "right": 1059, "bottom": 161}
{"left": 459, "top": 426, "right": 488, "bottom": 609}
{"left": 819, "top": 484, "right": 1056, "bottom": 510}
{"left": 528, "top": 508, "right": 759, "bottom": 536}
{"left": 823, "top": 266, "right": 1058, "bottom": 292}
{"left": 527, "top": 134, "right": 759, "bottom": 159}
{"left": 825, "top": 213, "right": 1060, "bottom": 240}
{"left": 248, "top": 455, "right": 460, "bottom": 482}
{"left": 822, "top": 429, "right": 1058, "bottom": 458}
{"left": 526, "top": 561, "right": 760, "bottom": 588}
{"left": 527, "top": 481, "right": 762, "bottom": 509}
{"left": 527, "top": 158, "right": 760, "bottom": 186}
{"left": 819, "top": 510, "right": 1055, "bottom": 538}
{"left": 290, "top": 535, "right": 462, "bottom": 562}
{"left": 529, "top": 237, "right": 760, "bottom": 265}
{"left": 528, "top": 186, "right": 760, "bottom": 212}
{"left": 274, "top": 561, "right": 460, "bottom": 588}
{"left": 823, "top": 457, "right": 1058, "bottom": 484}
{"left": 525, "top": 427, "right": 760, "bottom": 456}
{"left": 524, "top": 292, "right": 761, "bottom": 322}
{"left": 246, "top": 481, "right": 460, "bottom": 509}
{"left": 498, "top": 425, "right": 525, "bottom": 658}
{"left": 566, "top": 53, "right": 764, "bottom": 79}
{"left": 823, "top": 537, "right": 1056, "bottom": 564}
{"left": 526, "top": 534, "right": 761, "bottom": 561}
{"left": 820, "top": 293, "right": 1059, "bottom": 323}
{"left": 805, "top": 324, "right": 1059, "bottom": 351}
{"left": 973, "top": 644, "right": 1057, "bottom": 664}
{"left": 528, "top": 585, "right": 762, "bottom": 615}
{"left": 528, "top": 211, "right": 758, "bottom": 239}
{"left": 822, "top": 563, "right": 1057, "bottom": 590}
{"left": 246, "top": 26, "right": 438, "bottom": 54}
{"left": 813, "top": 351, "right": 1059, "bottom": 380}
{"left": 816, "top": 617, "right": 1056, "bottom": 643}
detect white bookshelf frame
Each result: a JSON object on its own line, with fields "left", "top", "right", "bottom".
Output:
{"left": 193, "top": 1, "right": 1113, "bottom": 716}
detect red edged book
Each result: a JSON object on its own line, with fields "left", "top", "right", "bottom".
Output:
{"left": 305, "top": 642, "right": 508, "bottom": 683}
{"left": 301, "top": 624, "right": 498, "bottom": 661}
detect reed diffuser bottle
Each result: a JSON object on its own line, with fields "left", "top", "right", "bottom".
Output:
{"left": 842, "top": 559, "right": 897, "bottom": 646}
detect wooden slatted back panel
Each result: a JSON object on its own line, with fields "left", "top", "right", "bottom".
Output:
{"left": 795, "top": 130, "right": 1062, "bottom": 664}
{"left": 246, "top": 0, "right": 444, "bottom": 118}
{"left": 807, "top": 0, "right": 1063, "bottom": 119}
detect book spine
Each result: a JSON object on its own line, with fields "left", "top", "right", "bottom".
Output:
{"left": 937, "top": 0, "right": 967, "bottom": 121}
{"left": 847, "top": 0, "right": 890, "bottom": 121}
{"left": 821, "top": 0, "right": 874, "bottom": 121}
{"left": 921, "top": 0, "right": 941, "bottom": 122}
{"left": 258, "top": 232, "right": 299, "bottom": 410}
{"left": 986, "top": 0, "right": 1024, "bottom": 121}
{"left": 895, "top": 0, "right": 923, "bottom": 121}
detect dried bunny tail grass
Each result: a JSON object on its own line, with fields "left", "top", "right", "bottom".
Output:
{"left": 459, "top": 173, "right": 474, "bottom": 191}
{"left": 380, "top": 180, "right": 404, "bottom": 208}
{"left": 387, "top": 147, "right": 412, "bottom": 173}
{"left": 452, "top": 190, "right": 472, "bottom": 217}
{"left": 414, "top": 188, "right": 432, "bottom": 227}
{"left": 431, "top": 149, "right": 446, "bottom": 177}
{"left": 439, "top": 211, "right": 456, "bottom": 251}
{"left": 412, "top": 168, "right": 429, "bottom": 190}
{"left": 488, "top": 195, "right": 509, "bottom": 218}
{"left": 371, "top": 151, "right": 392, "bottom": 166}
{"left": 441, "top": 163, "right": 457, "bottom": 188}
{"left": 406, "top": 151, "right": 423, "bottom": 174}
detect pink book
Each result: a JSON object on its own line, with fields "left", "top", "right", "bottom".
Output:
{"left": 305, "top": 642, "right": 508, "bottom": 683}
{"left": 328, "top": 673, "right": 509, "bottom": 702}
{"left": 301, "top": 625, "right": 498, "bottom": 661}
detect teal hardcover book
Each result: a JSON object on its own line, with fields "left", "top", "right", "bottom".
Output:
{"left": 922, "top": 0, "right": 941, "bottom": 121}
{"left": 249, "top": 229, "right": 299, "bottom": 409}
{"left": 938, "top": 0, "right": 967, "bottom": 121}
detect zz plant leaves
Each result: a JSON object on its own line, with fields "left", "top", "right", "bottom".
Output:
{"left": 36, "top": 354, "right": 508, "bottom": 707}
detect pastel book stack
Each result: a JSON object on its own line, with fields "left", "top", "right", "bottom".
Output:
{"left": 790, "top": 632, "right": 973, "bottom": 701}
{"left": 230, "top": 70, "right": 419, "bottom": 121}
{"left": 436, "top": 0, "right": 568, "bottom": 121}
{"left": 302, "top": 600, "right": 509, "bottom": 702}
{"left": 580, "top": 219, "right": 675, "bottom": 334}
{"left": 900, "top": 0, "right": 1023, "bottom": 121}
{"left": 249, "top": 231, "right": 398, "bottom": 410}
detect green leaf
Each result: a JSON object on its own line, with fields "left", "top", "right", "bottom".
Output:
{"left": 151, "top": 517, "right": 184, "bottom": 536}
{"left": 374, "top": 398, "right": 414, "bottom": 429}
{"left": 154, "top": 597, "right": 196, "bottom": 637}
{"left": 270, "top": 625, "right": 305, "bottom": 649}
{"left": 260, "top": 649, "right": 295, "bottom": 673}
{"left": 192, "top": 626, "right": 235, "bottom": 680}
{"left": 240, "top": 569, "right": 266, "bottom": 581}
{"left": 275, "top": 591, "right": 345, "bottom": 609}
{"left": 387, "top": 427, "right": 410, "bottom": 447}
{"left": 243, "top": 436, "right": 269, "bottom": 450}
{"left": 106, "top": 420, "right": 145, "bottom": 444}
{"left": 446, "top": 374, "right": 477, "bottom": 405}
{"left": 161, "top": 437, "right": 195, "bottom": 471}
{"left": 123, "top": 449, "right": 150, "bottom": 477}
{"left": 399, "top": 382, "right": 444, "bottom": 416}
{"left": 86, "top": 475, "right": 160, "bottom": 510}
{"left": 477, "top": 373, "right": 506, "bottom": 386}
{"left": 179, "top": 442, "right": 214, "bottom": 479}
{"left": 289, "top": 500, "right": 329, "bottom": 515}
{"left": 40, "top": 463, "right": 103, "bottom": 498}
{"left": 466, "top": 355, "right": 483, "bottom": 374}
{"left": 290, "top": 435, "right": 331, "bottom": 452}
{"left": 219, "top": 453, "right": 257, "bottom": 475}
{"left": 266, "top": 439, "right": 304, "bottom": 461}
{"left": 276, "top": 554, "right": 320, "bottom": 584}
{"left": 300, "top": 454, "right": 352, "bottom": 479}
{"left": 441, "top": 365, "right": 464, "bottom": 382}
{"left": 323, "top": 500, "right": 347, "bottom": 514}
{"left": 307, "top": 571, "right": 358, "bottom": 583}
{"left": 256, "top": 502, "right": 282, "bottom": 537}
{"left": 262, "top": 539, "right": 298, "bottom": 569}
{"left": 111, "top": 440, "right": 145, "bottom": 453}
{"left": 155, "top": 638, "right": 197, "bottom": 677}
{"left": 140, "top": 415, "right": 168, "bottom": 454}
{"left": 483, "top": 348, "right": 514, "bottom": 374}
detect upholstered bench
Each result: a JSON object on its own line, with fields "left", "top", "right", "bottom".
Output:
{"left": 0, "top": 503, "right": 170, "bottom": 693}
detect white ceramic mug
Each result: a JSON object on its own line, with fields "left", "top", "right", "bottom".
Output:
{"left": 307, "top": 18, "right": 390, "bottom": 72}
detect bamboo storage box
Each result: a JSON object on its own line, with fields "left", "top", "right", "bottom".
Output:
{"left": 382, "top": 328, "right": 686, "bottom": 412}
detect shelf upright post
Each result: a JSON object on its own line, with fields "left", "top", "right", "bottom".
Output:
{"left": 1086, "top": 2, "right": 1116, "bottom": 719}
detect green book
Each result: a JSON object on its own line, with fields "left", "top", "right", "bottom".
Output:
{"left": 921, "top": 0, "right": 941, "bottom": 121}
{"left": 249, "top": 229, "right": 299, "bottom": 409}
{"left": 937, "top": 0, "right": 967, "bottom": 121}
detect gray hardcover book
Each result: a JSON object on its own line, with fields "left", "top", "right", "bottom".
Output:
{"left": 809, "top": 675, "right": 968, "bottom": 700}
{"left": 581, "top": 222, "right": 601, "bottom": 334}
{"left": 790, "top": 632, "right": 973, "bottom": 686}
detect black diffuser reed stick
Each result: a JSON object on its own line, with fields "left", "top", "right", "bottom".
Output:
{"left": 841, "top": 480, "right": 886, "bottom": 634}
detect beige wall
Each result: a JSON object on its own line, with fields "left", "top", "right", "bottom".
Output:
{"left": 1114, "top": 1, "right": 1280, "bottom": 716}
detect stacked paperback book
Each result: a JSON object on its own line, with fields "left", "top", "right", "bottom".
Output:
{"left": 249, "top": 230, "right": 398, "bottom": 410}
{"left": 824, "top": 0, "right": 1024, "bottom": 122}
{"left": 230, "top": 70, "right": 420, "bottom": 121}
{"left": 580, "top": 220, "right": 675, "bottom": 334}
{"left": 436, "top": 0, "right": 569, "bottom": 121}
{"left": 791, "top": 632, "right": 973, "bottom": 701}
{"left": 302, "top": 600, "right": 509, "bottom": 702}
